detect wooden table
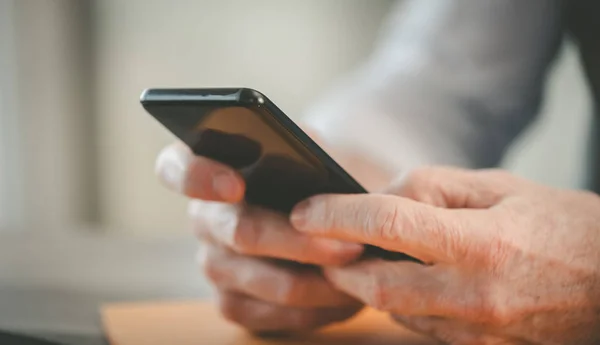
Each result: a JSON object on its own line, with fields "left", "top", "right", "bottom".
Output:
{"left": 102, "top": 301, "right": 433, "bottom": 345}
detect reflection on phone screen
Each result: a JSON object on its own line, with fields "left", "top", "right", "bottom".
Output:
{"left": 188, "top": 107, "right": 330, "bottom": 213}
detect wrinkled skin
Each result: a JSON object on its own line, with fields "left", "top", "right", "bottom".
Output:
{"left": 290, "top": 167, "right": 600, "bottom": 344}
{"left": 155, "top": 136, "right": 392, "bottom": 333}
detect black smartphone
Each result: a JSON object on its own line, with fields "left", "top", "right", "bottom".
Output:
{"left": 141, "top": 87, "right": 412, "bottom": 261}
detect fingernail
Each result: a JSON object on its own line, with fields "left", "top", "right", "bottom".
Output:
{"left": 155, "top": 145, "right": 189, "bottom": 192}
{"left": 212, "top": 171, "right": 240, "bottom": 200}
{"left": 290, "top": 199, "right": 311, "bottom": 229}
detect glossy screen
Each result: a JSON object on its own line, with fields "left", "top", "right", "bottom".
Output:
{"left": 146, "top": 104, "right": 351, "bottom": 213}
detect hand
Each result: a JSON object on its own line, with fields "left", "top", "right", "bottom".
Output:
{"left": 155, "top": 139, "right": 364, "bottom": 333}
{"left": 290, "top": 167, "right": 600, "bottom": 344}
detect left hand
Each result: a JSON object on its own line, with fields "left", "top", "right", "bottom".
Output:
{"left": 290, "top": 167, "right": 600, "bottom": 344}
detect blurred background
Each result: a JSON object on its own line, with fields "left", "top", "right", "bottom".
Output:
{"left": 0, "top": 0, "right": 592, "bottom": 236}
{"left": 0, "top": 0, "right": 595, "bottom": 341}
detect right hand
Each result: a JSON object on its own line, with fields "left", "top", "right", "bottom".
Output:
{"left": 155, "top": 142, "right": 365, "bottom": 333}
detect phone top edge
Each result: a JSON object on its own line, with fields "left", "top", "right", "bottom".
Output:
{"left": 139, "top": 88, "right": 242, "bottom": 103}
{"left": 140, "top": 88, "right": 266, "bottom": 104}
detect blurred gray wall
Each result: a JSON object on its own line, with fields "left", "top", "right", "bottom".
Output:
{"left": 0, "top": 0, "right": 95, "bottom": 231}
{"left": 0, "top": 0, "right": 20, "bottom": 229}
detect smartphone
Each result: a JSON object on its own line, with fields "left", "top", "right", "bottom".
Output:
{"left": 141, "top": 87, "right": 413, "bottom": 261}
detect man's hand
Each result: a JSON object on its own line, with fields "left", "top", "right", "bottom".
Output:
{"left": 155, "top": 141, "right": 365, "bottom": 333}
{"left": 291, "top": 167, "right": 600, "bottom": 344}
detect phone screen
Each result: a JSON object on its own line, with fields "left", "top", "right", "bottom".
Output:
{"left": 145, "top": 101, "right": 359, "bottom": 213}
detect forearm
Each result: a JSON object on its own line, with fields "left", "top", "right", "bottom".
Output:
{"left": 303, "top": 0, "right": 563, "bottom": 180}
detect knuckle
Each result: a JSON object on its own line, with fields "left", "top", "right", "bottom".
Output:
{"left": 365, "top": 276, "right": 392, "bottom": 311}
{"left": 472, "top": 285, "right": 511, "bottom": 326}
{"left": 189, "top": 201, "right": 250, "bottom": 251}
{"left": 200, "top": 251, "right": 224, "bottom": 284}
{"left": 228, "top": 212, "right": 258, "bottom": 255}
{"left": 398, "top": 167, "right": 447, "bottom": 205}
{"left": 188, "top": 200, "right": 209, "bottom": 240}
{"left": 400, "top": 168, "right": 436, "bottom": 194}
{"left": 201, "top": 260, "right": 219, "bottom": 283}
{"left": 368, "top": 199, "right": 401, "bottom": 241}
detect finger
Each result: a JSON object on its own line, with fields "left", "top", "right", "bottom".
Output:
{"left": 200, "top": 245, "right": 361, "bottom": 308}
{"left": 389, "top": 167, "right": 517, "bottom": 209}
{"left": 324, "top": 260, "right": 457, "bottom": 316}
{"left": 189, "top": 199, "right": 363, "bottom": 266}
{"left": 392, "top": 315, "right": 527, "bottom": 345}
{"left": 155, "top": 142, "right": 245, "bottom": 202}
{"left": 217, "top": 290, "right": 361, "bottom": 332}
{"left": 291, "top": 193, "right": 484, "bottom": 262}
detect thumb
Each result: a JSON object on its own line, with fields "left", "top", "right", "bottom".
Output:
{"left": 388, "top": 167, "right": 517, "bottom": 209}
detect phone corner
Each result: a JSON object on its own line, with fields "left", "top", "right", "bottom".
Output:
{"left": 239, "top": 88, "right": 267, "bottom": 105}
{"left": 139, "top": 88, "right": 152, "bottom": 103}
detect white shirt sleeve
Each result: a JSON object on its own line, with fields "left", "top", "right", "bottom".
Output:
{"left": 303, "top": 0, "right": 564, "bottom": 175}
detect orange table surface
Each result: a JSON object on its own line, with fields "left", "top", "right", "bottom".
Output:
{"left": 101, "top": 301, "right": 434, "bottom": 345}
